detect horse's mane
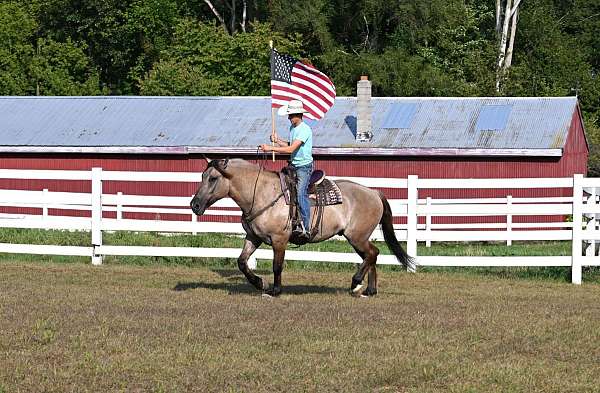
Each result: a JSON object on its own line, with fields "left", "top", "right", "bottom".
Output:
{"left": 212, "top": 158, "right": 279, "bottom": 179}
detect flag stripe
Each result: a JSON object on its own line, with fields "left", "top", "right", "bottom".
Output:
{"left": 272, "top": 90, "right": 326, "bottom": 119}
{"left": 292, "top": 67, "right": 336, "bottom": 96}
{"left": 289, "top": 78, "right": 335, "bottom": 106}
{"left": 295, "top": 62, "right": 335, "bottom": 87}
{"left": 271, "top": 91, "right": 325, "bottom": 118}
{"left": 291, "top": 72, "right": 336, "bottom": 100}
{"left": 271, "top": 81, "right": 330, "bottom": 112}
{"left": 271, "top": 90, "right": 326, "bottom": 118}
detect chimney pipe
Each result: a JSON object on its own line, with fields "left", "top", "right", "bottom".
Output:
{"left": 356, "top": 76, "right": 373, "bottom": 142}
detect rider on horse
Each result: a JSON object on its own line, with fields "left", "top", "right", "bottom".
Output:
{"left": 260, "top": 100, "right": 313, "bottom": 240}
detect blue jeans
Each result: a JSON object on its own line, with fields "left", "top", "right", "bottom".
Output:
{"left": 294, "top": 162, "right": 313, "bottom": 232}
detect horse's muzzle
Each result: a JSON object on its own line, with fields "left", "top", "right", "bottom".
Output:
{"left": 190, "top": 197, "right": 205, "bottom": 216}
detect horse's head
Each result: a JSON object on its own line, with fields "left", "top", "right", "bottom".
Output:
{"left": 190, "top": 158, "right": 231, "bottom": 216}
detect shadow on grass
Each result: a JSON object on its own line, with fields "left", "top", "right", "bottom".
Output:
{"left": 210, "top": 269, "right": 271, "bottom": 278}
{"left": 173, "top": 280, "right": 345, "bottom": 295}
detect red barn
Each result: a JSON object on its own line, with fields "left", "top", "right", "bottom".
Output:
{"left": 0, "top": 90, "right": 587, "bottom": 225}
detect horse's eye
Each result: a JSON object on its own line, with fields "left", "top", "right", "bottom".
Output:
{"left": 208, "top": 177, "right": 217, "bottom": 183}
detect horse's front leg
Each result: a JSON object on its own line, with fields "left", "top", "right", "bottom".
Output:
{"left": 265, "top": 245, "right": 286, "bottom": 297}
{"left": 238, "top": 236, "right": 266, "bottom": 291}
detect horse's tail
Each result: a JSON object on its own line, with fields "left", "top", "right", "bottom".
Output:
{"left": 379, "top": 191, "right": 415, "bottom": 271}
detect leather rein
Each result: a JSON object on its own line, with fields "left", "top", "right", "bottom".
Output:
{"left": 242, "top": 150, "right": 284, "bottom": 223}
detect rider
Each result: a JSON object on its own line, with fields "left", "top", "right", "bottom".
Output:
{"left": 260, "top": 100, "right": 313, "bottom": 240}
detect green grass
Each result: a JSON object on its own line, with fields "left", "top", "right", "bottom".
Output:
{"left": 1, "top": 261, "right": 600, "bottom": 392}
{"left": 0, "top": 228, "right": 598, "bottom": 283}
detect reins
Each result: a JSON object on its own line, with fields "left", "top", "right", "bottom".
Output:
{"left": 242, "top": 149, "right": 284, "bottom": 223}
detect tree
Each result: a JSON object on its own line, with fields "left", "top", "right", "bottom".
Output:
{"left": 0, "top": 2, "right": 36, "bottom": 94}
{"left": 0, "top": 2, "right": 104, "bottom": 95}
{"left": 30, "top": 38, "right": 104, "bottom": 95}
{"left": 139, "top": 20, "right": 302, "bottom": 96}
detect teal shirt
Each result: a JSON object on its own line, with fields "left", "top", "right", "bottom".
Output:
{"left": 289, "top": 122, "right": 313, "bottom": 166}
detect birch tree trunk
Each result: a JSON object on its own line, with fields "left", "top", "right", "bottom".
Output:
{"left": 240, "top": 0, "right": 247, "bottom": 32}
{"left": 204, "top": 0, "right": 228, "bottom": 33}
{"left": 496, "top": 0, "right": 502, "bottom": 33}
{"left": 203, "top": 0, "right": 249, "bottom": 35}
{"left": 496, "top": 0, "right": 512, "bottom": 91}
{"left": 504, "top": 7, "right": 519, "bottom": 71}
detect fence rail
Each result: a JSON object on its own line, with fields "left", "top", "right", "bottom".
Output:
{"left": 0, "top": 168, "right": 598, "bottom": 283}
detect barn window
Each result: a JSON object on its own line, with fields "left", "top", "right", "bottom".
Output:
{"left": 475, "top": 105, "right": 512, "bottom": 131}
{"left": 381, "top": 103, "right": 418, "bottom": 129}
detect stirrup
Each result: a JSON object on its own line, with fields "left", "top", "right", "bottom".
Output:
{"left": 292, "top": 223, "right": 309, "bottom": 238}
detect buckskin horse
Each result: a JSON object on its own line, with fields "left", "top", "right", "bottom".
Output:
{"left": 190, "top": 158, "right": 413, "bottom": 297}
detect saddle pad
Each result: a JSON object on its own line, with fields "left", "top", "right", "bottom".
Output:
{"left": 311, "top": 179, "right": 343, "bottom": 206}
{"left": 279, "top": 172, "right": 343, "bottom": 206}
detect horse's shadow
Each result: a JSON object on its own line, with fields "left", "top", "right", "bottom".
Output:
{"left": 173, "top": 269, "right": 344, "bottom": 295}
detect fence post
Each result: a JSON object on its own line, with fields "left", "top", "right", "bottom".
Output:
{"left": 116, "top": 191, "right": 123, "bottom": 220}
{"left": 42, "top": 188, "right": 49, "bottom": 229}
{"left": 572, "top": 174, "right": 583, "bottom": 284}
{"left": 506, "top": 195, "right": 512, "bottom": 246}
{"left": 425, "top": 197, "right": 432, "bottom": 247}
{"left": 407, "top": 175, "right": 418, "bottom": 272}
{"left": 91, "top": 167, "right": 103, "bottom": 266}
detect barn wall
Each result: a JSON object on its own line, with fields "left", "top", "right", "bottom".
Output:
{"left": 0, "top": 144, "right": 587, "bottom": 227}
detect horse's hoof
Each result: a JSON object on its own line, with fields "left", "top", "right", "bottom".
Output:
{"left": 263, "top": 287, "right": 282, "bottom": 298}
{"left": 261, "top": 293, "right": 274, "bottom": 299}
{"left": 350, "top": 284, "right": 364, "bottom": 297}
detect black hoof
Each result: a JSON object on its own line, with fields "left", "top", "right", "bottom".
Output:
{"left": 264, "top": 287, "right": 282, "bottom": 297}
{"left": 362, "top": 287, "right": 378, "bottom": 297}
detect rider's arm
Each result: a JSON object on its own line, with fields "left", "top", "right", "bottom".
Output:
{"left": 274, "top": 139, "right": 302, "bottom": 154}
{"left": 271, "top": 134, "right": 289, "bottom": 147}
{"left": 262, "top": 139, "right": 302, "bottom": 154}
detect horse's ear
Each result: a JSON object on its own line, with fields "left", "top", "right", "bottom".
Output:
{"left": 214, "top": 158, "right": 232, "bottom": 178}
{"left": 204, "top": 156, "right": 212, "bottom": 164}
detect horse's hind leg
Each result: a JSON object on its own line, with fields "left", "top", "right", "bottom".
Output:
{"left": 265, "top": 245, "right": 286, "bottom": 297}
{"left": 365, "top": 263, "right": 378, "bottom": 296}
{"left": 347, "top": 237, "right": 379, "bottom": 297}
{"left": 238, "top": 236, "right": 266, "bottom": 291}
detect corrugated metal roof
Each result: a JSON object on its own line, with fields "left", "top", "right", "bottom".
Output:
{"left": 0, "top": 96, "right": 580, "bottom": 155}
{"left": 475, "top": 104, "right": 512, "bottom": 131}
{"left": 381, "top": 103, "right": 418, "bottom": 129}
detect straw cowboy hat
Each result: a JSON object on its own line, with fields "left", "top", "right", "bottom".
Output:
{"left": 277, "top": 100, "right": 309, "bottom": 116}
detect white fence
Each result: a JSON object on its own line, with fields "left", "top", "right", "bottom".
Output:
{"left": 0, "top": 168, "right": 598, "bottom": 284}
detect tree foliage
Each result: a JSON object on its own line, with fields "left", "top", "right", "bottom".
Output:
{"left": 139, "top": 20, "right": 302, "bottom": 96}
{"left": 0, "top": 2, "right": 104, "bottom": 95}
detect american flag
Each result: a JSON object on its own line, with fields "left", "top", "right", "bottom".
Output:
{"left": 271, "top": 49, "right": 336, "bottom": 120}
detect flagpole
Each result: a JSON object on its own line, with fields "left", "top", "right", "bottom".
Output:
{"left": 269, "top": 40, "right": 276, "bottom": 162}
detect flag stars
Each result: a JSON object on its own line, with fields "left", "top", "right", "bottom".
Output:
{"left": 272, "top": 50, "right": 295, "bottom": 83}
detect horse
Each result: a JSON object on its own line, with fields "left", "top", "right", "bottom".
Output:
{"left": 190, "top": 158, "right": 413, "bottom": 297}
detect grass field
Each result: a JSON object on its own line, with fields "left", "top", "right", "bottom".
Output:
{"left": 2, "top": 229, "right": 600, "bottom": 391}
{"left": 2, "top": 260, "right": 600, "bottom": 392}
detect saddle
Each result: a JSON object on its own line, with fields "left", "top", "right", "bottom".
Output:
{"left": 279, "top": 165, "right": 343, "bottom": 243}
{"left": 279, "top": 167, "right": 343, "bottom": 207}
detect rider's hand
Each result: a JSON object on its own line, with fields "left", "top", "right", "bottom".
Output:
{"left": 259, "top": 144, "right": 272, "bottom": 152}
{"left": 270, "top": 134, "right": 278, "bottom": 143}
